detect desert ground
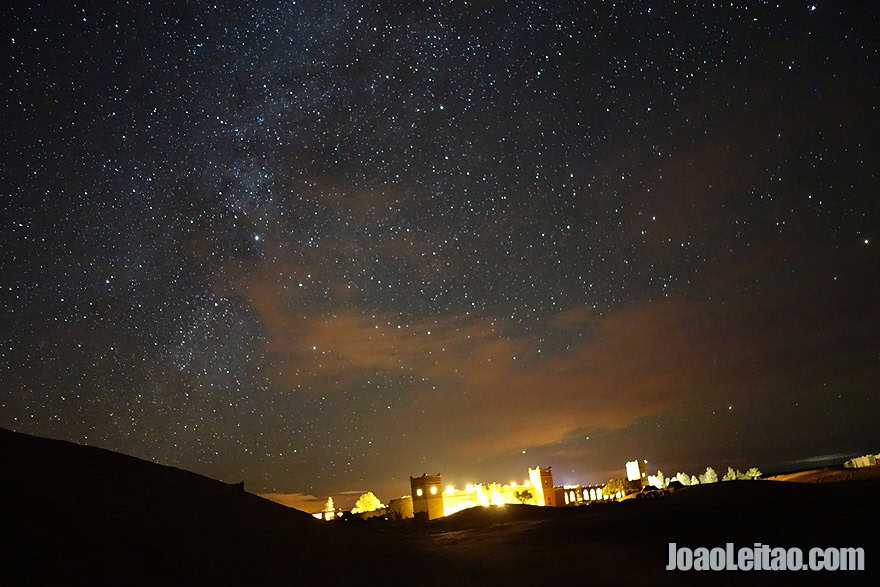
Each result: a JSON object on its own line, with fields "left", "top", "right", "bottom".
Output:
{"left": 2, "top": 428, "right": 877, "bottom": 585}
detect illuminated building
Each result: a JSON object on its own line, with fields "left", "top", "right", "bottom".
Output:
{"left": 843, "top": 454, "right": 878, "bottom": 469}
{"left": 410, "top": 474, "right": 444, "bottom": 520}
{"left": 553, "top": 484, "right": 610, "bottom": 506}
{"left": 391, "top": 463, "right": 632, "bottom": 520}
{"left": 626, "top": 459, "right": 649, "bottom": 489}
{"left": 388, "top": 496, "right": 414, "bottom": 519}
{"left": 309, "top": 495, "right": 337, "bottom": 521}
{"left": 285, "top": 461, "right": 639, "bottom": 523}
{"left": 528, "top": 466, "right": 556, "bottom": 506}
{"left": 397, "top": 475, "right": 538, "bottom": 519}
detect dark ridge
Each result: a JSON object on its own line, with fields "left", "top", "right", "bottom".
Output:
{"left": 3, "top": 428, "right": 878, "bottom": 585}
{"left": 0, "top": 428, "right": 423, "bottom": 585}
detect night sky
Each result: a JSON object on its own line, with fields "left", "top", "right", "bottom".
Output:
{"left": 2, "top": 1, "right": 878, "bottom": 499}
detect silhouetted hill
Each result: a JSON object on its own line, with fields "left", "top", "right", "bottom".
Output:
{"left": 0, "top": 428, "right": 412, "bottom": 585}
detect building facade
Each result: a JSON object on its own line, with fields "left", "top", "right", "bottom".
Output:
{"left": 391, "top": 462, "right": 635, "bottom": 520}
{"left": 528, "top": 466, "right": 557, "bottom": 506}
{"left": 626, "top": 459, "right": 649, "bottom": 489}
{"left": 410, "top": 474, "right": 444, "bottom": 520}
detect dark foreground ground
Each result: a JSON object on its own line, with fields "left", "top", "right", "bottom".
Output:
{"left": 2, "top": 428, "right": 878, "bottom": 585}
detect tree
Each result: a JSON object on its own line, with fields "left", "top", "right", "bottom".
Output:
{"left": 514, "top": 490, "right": 533, "bottom": 504}
{"left": 689, "top": 475, "right": 699, "bottom": 486}
{"left": 648, "top": 471, "right": 667, "bottom": 488}
{"left": 351, "top": 491, "right": 385, "bottom": 513}
{"left": 722, "top": 467, "right": 739, "bottom": 481}
{"left": 698, "top": 467, "right": 718, "bottom": 484}
{"left": 604, "top": 478, "right": 626, "bottom": 496}
{"left": 325, "top": 496, "right": 335, "bottom": 512}
{"left": 742, "top": 467, "right": 762, "bottom": 480}
{"left": 674, "top": 472, "right": 691, "bottom": 486}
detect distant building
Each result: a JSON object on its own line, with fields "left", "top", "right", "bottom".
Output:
{"left": 528, "top": 466, "right": 557, "bottom": 506}
{"left": 626, "top": 459, "right": 649, "bottom": 488}
{"left": 844, "top": 454, "right": 878, "bottom": 469}
{"left": 388, "top": 496, "right": 414, "bottom": 519}
{"left": 410, "top": 474, "right": 444, "bottom": 520}
{"left": 555, "top": 484, "right": 611, "bottom": 506}
{"left": 397, "top": 463, "right": 632, "bottom": 520}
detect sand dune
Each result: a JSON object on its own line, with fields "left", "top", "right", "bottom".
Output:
{"left": 0, "top": 428, "right": 416, "bottom": 584}
{"left": 2, "top": 428, "right": 878, "bottom": 585}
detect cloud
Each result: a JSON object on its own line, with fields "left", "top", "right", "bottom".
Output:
{"left": 235, "top": 240, "right": 877, "bottom": 475}
{"left": 259, "top": 492, "right": 325, "bottom": 513}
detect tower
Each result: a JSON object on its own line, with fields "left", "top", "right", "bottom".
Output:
{"left": 626, "top": 459, "right": 649, "bottom": 488}
{"left": 410, "top": 474, "right": 444, "bottom": 520}
{"left": 528, "top": 466, "right": 556, "bottom": 506}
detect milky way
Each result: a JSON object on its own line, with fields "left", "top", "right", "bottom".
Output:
{"left": 2, "top": 1, "right": 878, "bottom": 497}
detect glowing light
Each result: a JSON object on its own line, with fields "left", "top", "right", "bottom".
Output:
{"left": 488, "top": 483, "right": 504, "bottom": 505}
{"left": 443, "top": 499, "right": 477, "bottom": 517}
{"left": 626, "top": 460, "right": 641, "bottom": 481}
{"left": 446, "top": 485, "right": 455, "bottom": 494}
{"left": 416, "top": 488, "right": 423, "bottom": 497}
{"left": 528, "top": 467, "right": 548, "bottom": 506}
{"left": 430, "top": 486, "right": 437, "bottom": 495}
{"left": 475, "top": 484, "right": 490, "bottom": 507}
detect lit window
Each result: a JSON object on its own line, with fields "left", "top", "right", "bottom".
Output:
{"left": 416, "top": 488, "right": 423, "bottom": 497}
{"left": 430, "top": 486, "right": 437, "bottom": 495}
{"left": 569, "top": 490, "right": 575, "bottom": 503}
{"left": 590, "top": 488, "right": 597, "bottom": 501}
{"left": 564, "top": 492, "right": 569, "bottom": 504}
